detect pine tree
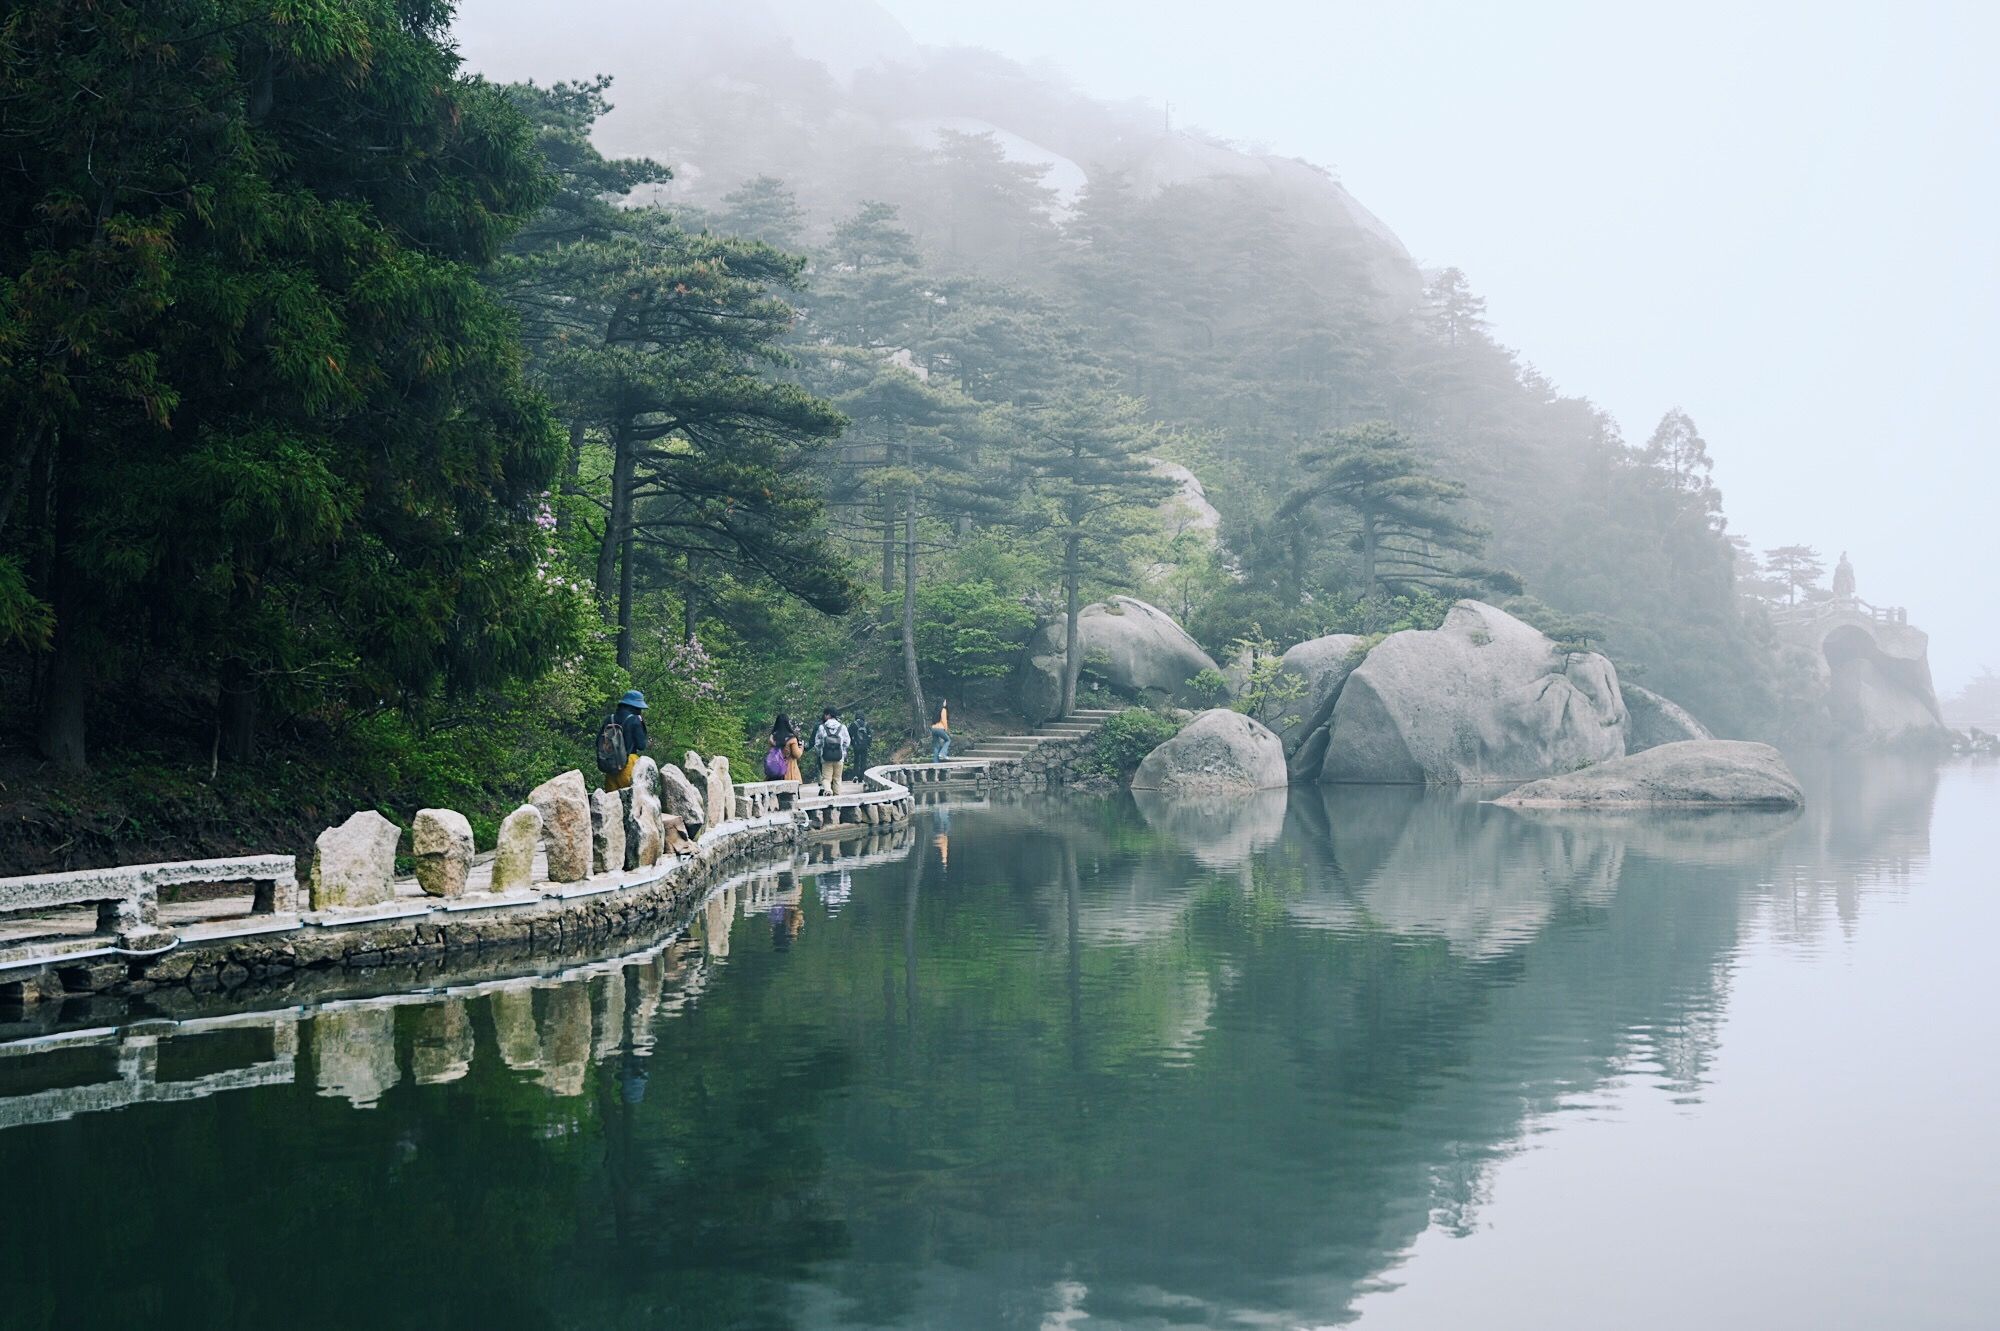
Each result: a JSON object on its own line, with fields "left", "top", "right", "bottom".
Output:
{"left": 494, "top": 83, "right": 852, "bottom": 666}
{"left": 714, "top": 175, "right": 808, "bottom": 251}
{"left": 1423, "top": 267, "right": 1489, "bottom": 348}
{"left": 1763, "top": 545, "right": 1825, "bottom": 607}
{"left": 1643, "top": 408, "right": 1721, "bottom": 512}
{"left": 1280, "top": 421, "right": 1502, "bottom": 628}
{"left": 1015, "top": 393, "right": 1175, "bottom": 717}
{"left": 2, "top": 0, "right": 568, "bottom": 768}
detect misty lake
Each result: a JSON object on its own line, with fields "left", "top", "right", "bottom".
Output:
{"left": 3, "top": 759, "right": 1995, "bottom": 1330}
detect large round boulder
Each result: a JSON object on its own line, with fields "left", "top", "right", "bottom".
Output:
{"left": 1252, "top": 632, "right": 1368, "bottom": 759}
{"left": 1016, "top": 597, "right": 1219, "bottom": 723}
{"left": 1321, "top": 601, "right": 1627, "bottom": 784}
{"left": 1493, "top": 740, "right": 1803, "bottom": 808}
{"left": 1623, "top": 684, "right": 1713, "bottom": 752}
{"left": 1131, "top": 709, "right": 1288, "bottom": 793}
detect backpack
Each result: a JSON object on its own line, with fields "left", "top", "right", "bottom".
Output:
{"left": 595, "top": 716, "right": 629, "bottom": 774}
{"left": 818, "top": 727, "right": 844, "bottom": 764}
{"left": 763, "top": 746, "right": 788, "bottom": 779}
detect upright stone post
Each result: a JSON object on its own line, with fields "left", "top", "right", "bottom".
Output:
{"left": 412, "top": 809, "right": 474, "bottom": 898}
{"left": 309, "top": 810, "right": 402, "bottom": 911}
{"left": 705, "top": 755, "right": 732, "bottom": 830}
{"left": 658, "top": 762, "right": 706, "bottom": 835}
{"left": 492, "top": 804, "right": 542, "bottom": 894}
{"left": 529, "top": 770, "right": 593, "bottom": 883}
{"left": 96, "top": 889, "right": 172, "bottom": 951}
{"left": 682, "top": 752, "right": 709, "bottom": 807}
{"left": 628, "top": 757, "right": 665, "bottom": 867}
{"left": 590, "top": 789, "right": 626, "bottom": 876}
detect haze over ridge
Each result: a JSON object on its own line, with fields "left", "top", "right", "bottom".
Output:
{"left": 454, "top": 0, "right": 1999, "bottom": 692}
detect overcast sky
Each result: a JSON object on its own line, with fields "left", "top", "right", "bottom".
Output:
{"left": 457, "top": 0, "right": 1998, "bottom": 692}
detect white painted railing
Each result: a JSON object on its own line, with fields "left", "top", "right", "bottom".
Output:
{"left": 0, "top": 854, "right": 297, "bottom": 970}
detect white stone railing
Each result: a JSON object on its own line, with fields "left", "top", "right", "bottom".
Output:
{"left": 731, "top": 779, "right": 800, "bottom": 820}
{"left": 0, "top": 854, "right": 296, "bottom": 969}
{"left": 1772, "top": 595, "right": 1908, "bottom": 626}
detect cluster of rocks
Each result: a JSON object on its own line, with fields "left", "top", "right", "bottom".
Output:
{"left": 1042, "top": 595, "right": 1800, "bottom": 806}
{"left": 1949, "top": 727, "right": 1998, "bottom": 755}
{"left": 307, "top": 753, "right": 738, "bottom": 913}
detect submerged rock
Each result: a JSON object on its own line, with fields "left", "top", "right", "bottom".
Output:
{"left": 1623, "top": 684, "right": 1713, "bottom": 752}
{"left": 1131, "top": 709, "right": 1288, "bottom": 792}
{"left": 411, "top": 808, "right": 474, "bottom": 898}
{"left": 1017, "top": 596, "right": 1218, "bottom": 724}
{"left": 1493, "top": 740, "right": 1803, "bottom": 809}
{"left": 1321, "top": 601, "right": 1626, "bottom": 785}
{"left": 309, "top": 810, "right": 402, "bottom": 910}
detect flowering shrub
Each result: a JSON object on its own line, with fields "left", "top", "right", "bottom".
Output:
{"left": 633, "top": 631, "right": 743, "bottom": 758}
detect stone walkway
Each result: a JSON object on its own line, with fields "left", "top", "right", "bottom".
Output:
{"left": 0, "top": 760, "right": 991, "bottom": 1006}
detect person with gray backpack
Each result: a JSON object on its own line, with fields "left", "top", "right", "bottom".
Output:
{"left": 595, "top": 690, "right": 649, "bottom": 790}
{"left": 811, "top": 708, "right": 850, "bottom": 795}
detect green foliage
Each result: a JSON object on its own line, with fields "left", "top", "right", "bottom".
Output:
{"left": 1763, "top": 544, "right": 1825, "bottom": 607}
{"left": 914, "top": 581, "right": 1036, "bottom": 692}
{"left": 1087, "top": 708, "right": 1183, "bottom": 777}
{"left": 1186, "top": 667, "right": 1231, "bottom": 709}
{"left": 1229, "top": 641, "right": 1301, "bottom": 718}
{"left": 1279, "top": 421, "right": 1510, "bottom": 625}
{"left": 492, "top": 81, "right": 853, "bottom": 673}
{"left": 2, "top": 0, "right": 573, "bottom": 769}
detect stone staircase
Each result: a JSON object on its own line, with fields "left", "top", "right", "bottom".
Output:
{"left": 957, "top": 708, "right": 1121, "bottom": 761}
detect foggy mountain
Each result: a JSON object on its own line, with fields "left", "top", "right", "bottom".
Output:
{"left": 469, "top": 0, "right": 1417, "bottom": 297}
{"left": 455, "top": 0, "right": 1792, "bottom": 738}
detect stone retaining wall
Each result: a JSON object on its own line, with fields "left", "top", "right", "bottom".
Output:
{"left": 1, "top": 760, "right": 946, "bottom": 1016}
{"left": 39, "top": 816, "right": 801, "bottom": 1006}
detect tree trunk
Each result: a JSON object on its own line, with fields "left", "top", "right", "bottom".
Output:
{"left": 617, "top": 523, "right": 635, "bottom": 669}
{"left": 901, "top": 486, "right": 927, "bottom": 736}
{"left": 1059, "top": 531, "right": 1082, "bottom": 719}
{"left": 556, "top": 419, "right": 585, "bottom": 536}
{"left": 880, "top": 504, "right": 896, "bottom": 596}
{"left": 35, "top": 453, "right": 88, "bottom": 771}
{"left": 1360, "top": 511, "right": 1380, "bottom": 632}
{"left": 217, "top": 658, "right": 260, "bottom": 764}
{"left": 0, "top": 423, "right": 43, "bottom": 542}
{"left": 682, "top": 554, "right": 699, "bottom": 644}
{"left": 594, "top": 419, "right": 634, "bottom": 614}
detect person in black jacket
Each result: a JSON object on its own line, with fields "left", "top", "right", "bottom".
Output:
{"left": 849, "top": 712, "right": 874, "bottom": 774}
{"left": 603, "top": 689, "right": 650, "bottom": 791}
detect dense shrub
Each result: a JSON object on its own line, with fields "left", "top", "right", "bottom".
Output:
{"left": 1087, "top": 708, "right": 1183, "bottom": 777}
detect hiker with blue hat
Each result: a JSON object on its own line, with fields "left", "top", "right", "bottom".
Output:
{"left": 595, "top": 689, "right": 651, "bottom": 791}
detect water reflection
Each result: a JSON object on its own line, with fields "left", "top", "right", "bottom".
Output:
{"left": 0, "top": 759, "right": 1960, "bottom": 1330}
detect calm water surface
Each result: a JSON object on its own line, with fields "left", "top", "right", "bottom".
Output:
{"left": 3, "top": 759, "right": 1995, "bottom": 1330}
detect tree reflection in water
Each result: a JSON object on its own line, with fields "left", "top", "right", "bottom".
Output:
{"left": 0, "top": 759, "right": 1946, "bottom": 1329}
